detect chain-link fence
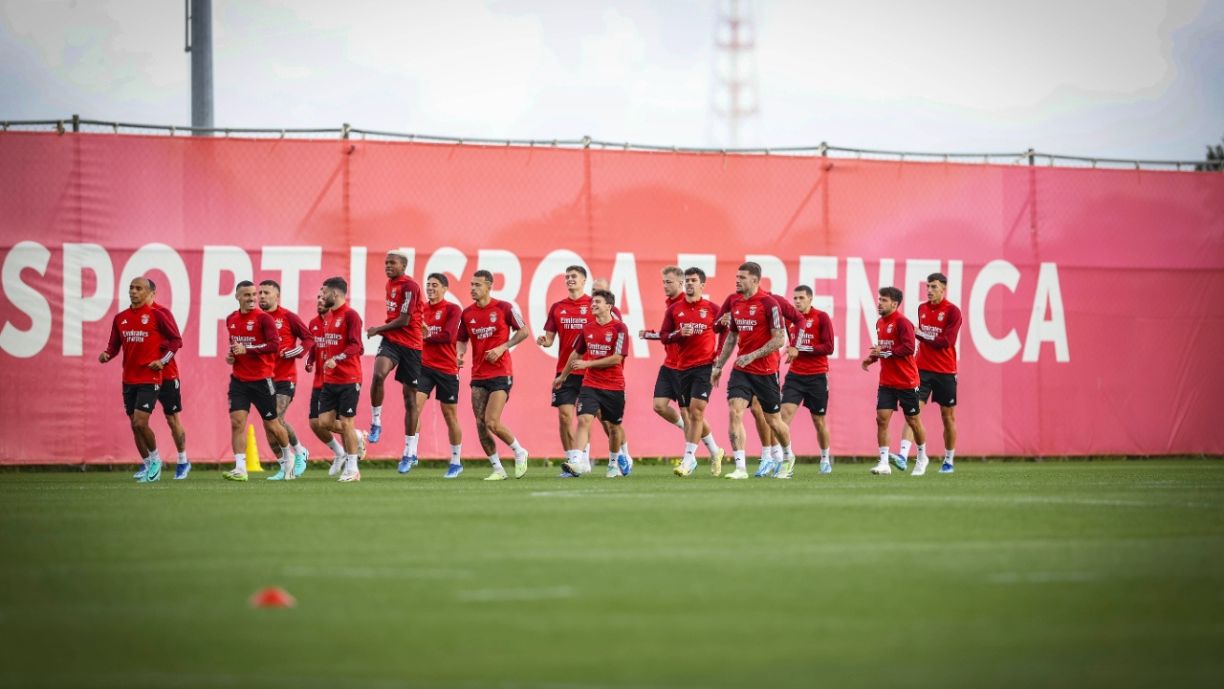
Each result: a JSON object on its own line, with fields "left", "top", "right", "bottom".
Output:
{"left": 3, "top": 116, "right": 1219, "bottom": 172}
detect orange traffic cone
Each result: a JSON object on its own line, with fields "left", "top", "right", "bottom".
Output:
{"left": 244, "top": 424, "right": 263, "bottom": 473}
{"left": 249, "top": 586, "right": 296, "bottom": 608}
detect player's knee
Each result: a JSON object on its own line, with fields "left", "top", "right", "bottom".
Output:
{"left": 652, "top": 399, "right": 670, "bottom": 416}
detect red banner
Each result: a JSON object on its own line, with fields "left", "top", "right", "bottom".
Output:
{"left": 1, "top": 132, "right": 1222, "bottom": 463}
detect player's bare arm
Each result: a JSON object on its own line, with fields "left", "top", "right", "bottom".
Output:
{"left": 711, "top": 331, "right": 738, "bottom": 386}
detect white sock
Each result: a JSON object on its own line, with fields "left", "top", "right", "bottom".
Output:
{"left": 488, "top": 453, "right": 504, "bottom": 471}
{"left": 371, "top": 406, "right": 382, "bottom": 425}
{"left": 509, "top": 439, "right": 525, "bottom": 455}
{"left": 450, "top": 444, "right": 462, "bottom": 465}
{"left": 820, "top": 447, "right": 830, "bottom": 462}
{"left": 405, "top": 434, "right": 419, "bottom": 456}
{"left": 620, "top": 440, "right": 630, "bottom": 459}
{"left": 917, "top": 444, "right": 928, "bottom": 461}
{"left": 177, "top": 451, "right": 188, "bottom": 465}
{"left": 672, "top": 416, "right": 685, "bottom": 429}
{"left": 147, "top": 449, "right": 161, "bottom": 463}
{"left": 733, "top": 449, "right": 746, "bottom": 470}
{"left": 566, "top": 449, "right": 582, "bottom": 464}
{"left": 945, "top": 449, "right": 956, "bottom": 464}
{"left": 784, "top": 445, "right": 795, "bottom": 461}
{"left": 702, "top": 433, "right": 719, "bottom": 455}
{"left": 609, "top": 451, "right": 618, "bottom": 466}
{"left": 344, "top": 454, "right": 358, "bottom": 473}
{"left": 293, "top": 442, "right": 307, "bottom": 455}
{"left": 327, "top": 439, "right": 344, "bottom": 458}
{"left": 683, "top": 442, "right": 698, "bottom": 463}
{"left": 878, "top": 446, "right": 889, "bottom": 464}
{"left": 771, "top": 445, "right": 784, "bottom": 462}
{"left": 583, "top": 443, "right": 590, "bottom": 463}
{"left": 899, "top": 439, "right": 913, "bottom": 458}
{"left": 234, "top": 453, "right": 245, "bottom": 471}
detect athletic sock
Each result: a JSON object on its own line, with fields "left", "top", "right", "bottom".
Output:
{"left": 733, "top": 449, "right": 746, "bottom": 470}
{"left": 771, "top": 444, "right": 784, "bottom": 463}
{"left": 621, "top": 440, "right": 630, "bottom": 459}
{"left": 327, "top": 439, "right": 344, "bottom": 458}
{"left": 450, "top": 444, "right": 462, "bottom": 465}
{"left": 488, "top": 454, "right": 504, "bottom": 472}
{"left": 683, "top": 442, "right": 698, "bottom": 463}
{"left": 405, "top": 434, "right": 419, "bottom": 457}
{"left": 280, "top": 447, "right": 294, "bottom": 470}
{"left": 917, "top": 444, "right": 928, "bottom": 462}
{"left": 609, "top": 451, "right": 618, "bottom": 467}
{"left": 701, "top": 433, "right": 719, "bottom": 455}
{"left": 899, "top": 439, "right": 913, "bottom": 459}
{"left": 878, "top": 446, "right": 889, "bottom": 464}
{"left": 177, "top": 451, "right": 188, "bottom": 465}
{"left": 582, "top": 443, "right": 591, "bottom": 463}
{"left": 509, "top": 439, "right": 525, "bottom": 455}
{"left": 820, "top": 447, "right": 830, "bottom": 462}
{"left": 784, "top": 445, "right": 795, "bottom": 462}
{"left": 147, "top": 449, "right": 161, "bottom": 463}
{"left": 344, "top": 454, "right": 358, "bottom": 473}
{"left": 293, "top": 442, "right": 307, "bottom": 455}
{"left": 234, "top": 453, "right": 246, "bottom": 471}
{"left": 945, "top": 449, "right": 956, "bottom": 464}
{"left": 672, "top": 416, "right": 685, "bottom": 430}
{"left": 371, "top": 406, "right": 382, "bottom": 425}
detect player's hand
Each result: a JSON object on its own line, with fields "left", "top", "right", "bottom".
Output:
{"left": 365, "top": 327, "right": 378, "bottom": 338}
{"left": 734, "top": 355, "right": 754, "bottom": 369}
{"left": 573, "top": 360, "right": 589, "bottom": 371}
{"left": 535, "top": 335, "right": 549, "bottom": 347}
{"left": 552, "top": 375, "right": 565, "bottom": 390}
{"left": 861, "top": 358, "right": 872, "bottom": 371}
{"left": 148, "top": 360, "right": 164, "bottom": 371}
{"left": 718, "top": 313, "right": 731, "bottom": 327}
{"left": 420, "top": 322, "right": 429, "bottom": 337}
{"left": 785, "top": 346, "right": 798, "bottom": 364}
{"left": 680, "top": 323, "right": 696, "bottom": 337}
{"left": 484, "top": 345, "right": 505, "bottom": 363}
{"left": 98, "top": 352, "right": 110, "bottom": 363}
{"left": 868, "top": 345, "right": 881, "bottom": 357}
{"left": 225, "top": 353, "right": 235, "bottom": 365}
{"left": 231, "top": 343, "right": 247, "bottom": 356}
{"left": 456, "top": 355, "right": 464, "bottom": 369}
{"left": 710, "top": 365, "right": 722, "bottom": 387}
{"left": 305, "top": 362, "right": 314, "bottom": 373}
{"left": 325, "top": 358, "right": 338, "bottom": 370}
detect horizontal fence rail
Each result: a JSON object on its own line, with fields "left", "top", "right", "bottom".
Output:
{"left": 1, "top": 115, "right": 1220, "bottom": 172}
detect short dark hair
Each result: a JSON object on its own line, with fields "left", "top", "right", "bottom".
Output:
{"left": 565, "top": 265, "right": 587, "bottom": 278}
{"left": 259, "top": 279, "right": 281, "bottom": 292}
{"left": 472, "top": 270, "right": 494, "bottom": 285}
{"left": 235, "top": 280, "right": 255, "bottom": 291}
{"left": 427, "top": 272, "right": 449, "bottom": 287}
{"left": 793, "top": 285, "right": 813, "bottom": 297}
{"left": 683, "top": 266, "right": 706, "bottom": 283}
{"left": 145, "top": 277, "right": 157, "bottom": 293}
{"left": 738, "top": 262, "right": 762, "bottom": 278}
{"left": 879, "top": 286, "right": 903, "bottom": 304}
{"left": 927, "top": 272, "right": 948, "bottom": 286}
{"left": 592, "top": 289, "right": 615, "bottom": 306}
{"left": 322, "top": 276, "right": 348, "bottom": 294}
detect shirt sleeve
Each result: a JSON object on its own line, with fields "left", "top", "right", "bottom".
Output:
{"left": 104, "top": 316, "right": 122, "bottom": 359}
{"left": 457, "top": 311, "right": 470, "bottom": 343}
{"left": 812, "top": 310, "right": 835, "bottom": 356}
{"left": 283, "top": 312, "right": 314, "bottom": 359}
{"left": 503, "top": 302, "right": 526, "bottom": 330}
{"left": 543, "top": 304, "right": 558, "bottom": 333}
{"left": 659, "top": 305, "right": 680, "bottom": 342}
{"left": 613, "top": 323, "right": 629, "bottom": 357}
{"left": 892, "top": 318, "right": 916, "bottom": 358}
{"left": 153, "top": 309, "right": 183, "bottom": 364}
{"left": 573, "top": 332, "right": 587, "bottom": 355}
{"left": 926, "top": 305, "right": 962, "bottom": 349}
{"left": 340, "top": 311, "right": 364, "bottom": 359}
{"left": 714, "top": 294, "right": 735, "bottom": 333}
{"left": 245, "top": 314, "right": 278, "bottom": 353}
{"left": 426, "top": 304, "right": 461, "bottom": 344}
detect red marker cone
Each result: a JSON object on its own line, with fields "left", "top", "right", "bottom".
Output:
{"left": 249, "top": 586, "right": 296, "bottom": 608}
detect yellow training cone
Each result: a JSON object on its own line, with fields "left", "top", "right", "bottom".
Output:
{"left": 245, "top": 424, "right": 264, "bottom": 472}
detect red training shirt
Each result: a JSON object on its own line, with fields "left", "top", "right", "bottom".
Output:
{"left": 789, "top": 308, "right": 835, "bottom": 375}
{"left": 543, "top": 294, "right": 593, "bottom": 375}
{"left": 458, "top": 299, "right": 525, "bottom": 380}
{"left": 916, "top": 299, "right": 962, "bottom": 375}
{"left": 727, "top": 290, "right": 784, "bottom": 376}
{"left": 149, "top": 302, "right": 181, "bottom": 381}
{"left": 422, "top": 299, "right": 462, "bottom": 375}
{"left": 319, "top": 303, "right": 364, "bottom": 385}
{"left": 226, "top": 309, "right": 279, "bottom": 382}
{"left": 306, "top": 314, "right": 326, "bottom": 390}
{"left": 104, "top": 303, "right": 182, "bottom": 385}
{"left": 264, "top": 305, "right": 314, "bottom": 383}
{"left": 659, "top": 296, "right": 719, "bottom": 370}
{"left": 382, "top": 274, "right": 424, "bottom": 350}
{"left": 572, "top": 317, "right": 630, "bottom": 391}
{"left": 872, "top": 309, "right": 919, "bottom": 389}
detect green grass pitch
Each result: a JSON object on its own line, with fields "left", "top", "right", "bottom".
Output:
{"left": 0, "top": 460, "right": 1221, "bottom": 689}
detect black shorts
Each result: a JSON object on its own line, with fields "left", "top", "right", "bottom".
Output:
{"left": 123, "top": 383, "right": 160, "bottom": 416}
{"left": 419, "top": 365, "right": 460, "bottom": 404}
{"left": 274, "top": 380, "right": 296, "bottom": 400}
{"left": 471, "top": 376, "right": 513, "bottom": 398}
{"left": 652, "top": 365, "right": 682, "bottom": 401}
{"left": 308, "top": 388, "right": 322, "bottom": 420}
{"left": 158, "top": 378, "right": 182, "bottom": 415}
{"left": 228, "top": 377, "right": 278, "bottom": 420}
{"left": 551, "top": 373, "right": 584, "bottom": 407}
{"left": 727, "top": 369, "right": 782, "bottom": 414}
{"left": 377, "top": 340, "right": 422, "bottom": 386}
{"left": 677, "top": 364, "right": 715, "bottom": 408}
{"left": 577, "top": 386, "right": 626, "bottom": 425}
{"left": 877, "top": 386, "right": 922, "bottom": 417}
{"left": 318, "top": 383, "right": 361, "bottom": 418}
{"left": 782, "top": 372, "right": 829, "bottom": 415}
{"left": 918, "top": 370, "right": 957, "bottom": 407}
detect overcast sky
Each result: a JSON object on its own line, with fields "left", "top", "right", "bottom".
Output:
{"left": 1, "top": 0, "right": 1221, "bottom": 160}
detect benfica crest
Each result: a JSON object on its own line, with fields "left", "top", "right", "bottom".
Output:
{"left": 490, "top": 313, "right": 498, "bottom": 323}
{"left": 334, "top": 319, "right": 342, "bottom": 327}
{"left": 806, "top": 319, "right": 813, "bottom": 327}
{"left": 604, "top": 332, "right": 613, "bottom": 342}
{"left": 435, "top": 311, "right": 442, "bottom": 320}
{"left": 938, "top": 313, "right": 945, "bottom": 322}
{"left": 275, "top": 319, "right": 283, "bottom": 329}
{"left": 748, "top": 305, "right": 758, "bottom": 316}
{"left": 391, "top": 288, "right": 398, "bottom": 297}
{"left": 140, "top": 314, "right": 149, "bottom": 325}
{"left": 699, "top": 309, "right": 708, "bottom": 318}
{"left": 579, "top": 306, "right": 588, "bottom": 315}
{"left": 246, "top": 321, "right": 254, "bottom": 331}
{"left": 887, "top": 324, "right": 894, "bottom": 333}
